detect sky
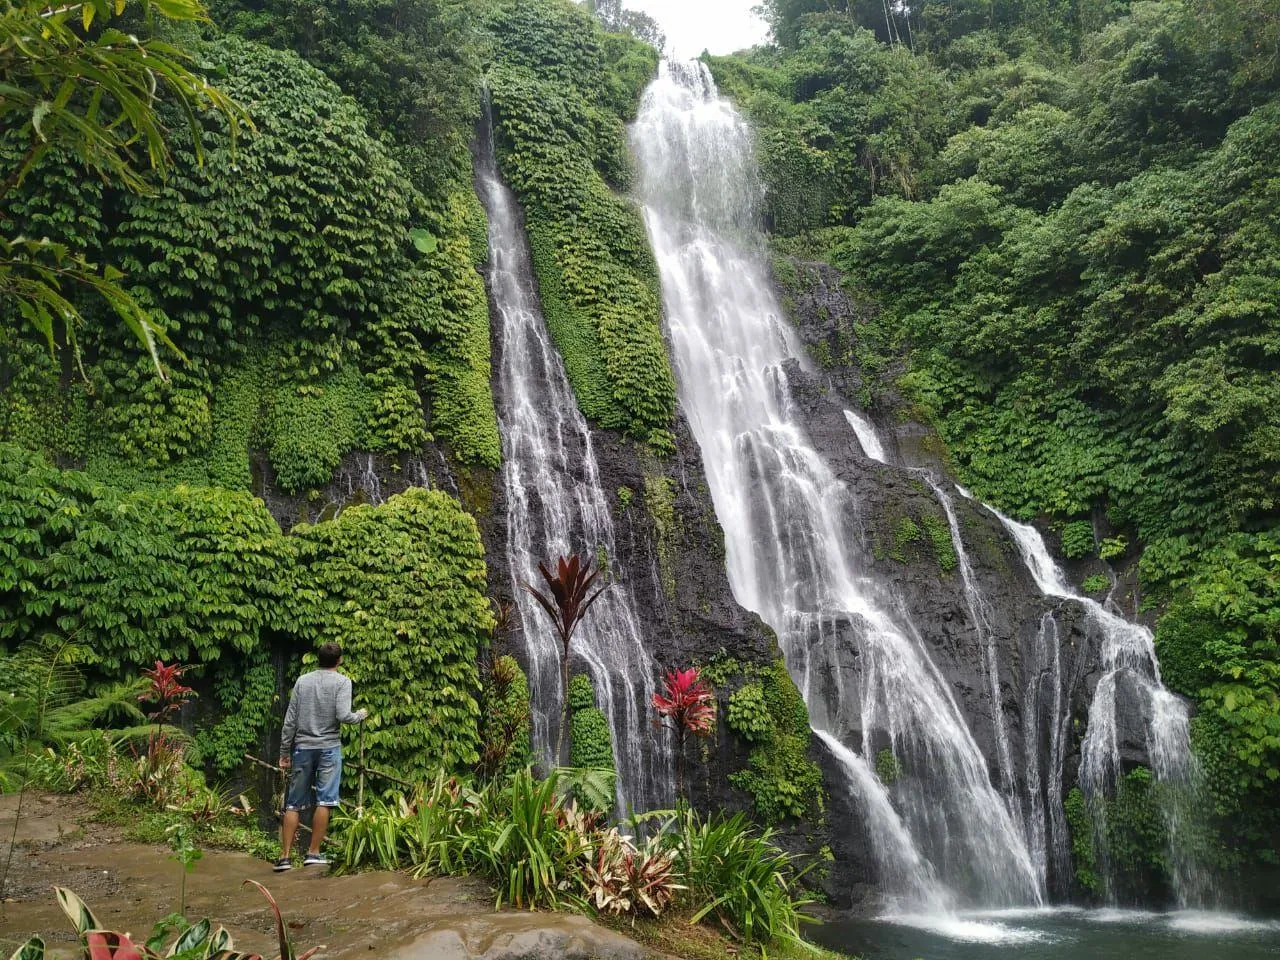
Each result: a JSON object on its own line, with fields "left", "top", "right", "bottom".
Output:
{"left": 624, "top": 0, "right": 770, "bottom": 58}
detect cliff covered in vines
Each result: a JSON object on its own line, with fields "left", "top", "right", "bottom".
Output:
{"left": 486, "top": 0, "right": 678, "bottom": 450}
{"left": 0, "top": 0, "right": 664, "bottom": 779}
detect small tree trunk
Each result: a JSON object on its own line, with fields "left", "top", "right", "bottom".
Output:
{"left": 555, "top": 637, "right": 570, "bottom": 765}
{"left": 674, "top": 730, "right": 685, "bottom": 804}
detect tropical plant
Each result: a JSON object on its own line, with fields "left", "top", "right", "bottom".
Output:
{"left": 665, "top": 808, "right": 813, "bottom": 945}
{"left": 166, "top": 822, "right": 203, "bottom": 917}
{"left": 652, "top": 666, "right": 715, "bottom": 800}
{"left": 582, "top": 827, "right": 682, "bottom": 917}
{"left": 0, "top": 0, "right": 247, "bottom": 370}
{"left": 478, "top": 654, "right": 532, "bottom": 779}
{"left": 139, "top": 661, "right": 195, "bottom": 726}
{"left": 523, "top": 553, "right": 610, "bottom": 764}
{"left": 9, "top": 883, "right": 315, "bottom": 960}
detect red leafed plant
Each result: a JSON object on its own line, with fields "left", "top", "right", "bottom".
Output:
{"left": 652, "top": 667, "right": 715, "bottom": 800}
{"left": 139, "top": 660, "right": 195, "bottom": 725}
{"left": 523, "top": 554, "right": 610, "bottom": 764}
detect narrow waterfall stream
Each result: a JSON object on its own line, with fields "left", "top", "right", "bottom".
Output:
{"left": 632, "top": 61, "right": 1041, "bottom": 909}
{"left": 476, "top": 128, "right": 669, "bottom": 816}
{"left": 976, "top": 497, "right": 1212, "bottom": 907}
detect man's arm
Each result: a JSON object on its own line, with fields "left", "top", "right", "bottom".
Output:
{"left": 336, "top": 676, "right": 368, "bottom": 725}
{"left": 279, "top": 689, "right": 299, "bottom": 767}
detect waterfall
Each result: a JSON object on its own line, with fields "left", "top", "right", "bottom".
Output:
{"left": 633, "top": 60, "right": 1042, "bottom": 909}
{"left": 476, "top": 123, "right": 669, "bottom": 816}
{"left": 844, "top": 410, "right": 887, "bottom": 463}
{"left": 1022, "top": 612, "right": 1072, "bottom": 894}
{"left": 815, "top": 729, "right": 952, "bottom": 914}
{"left": 977, "top": 496, "right": 1211, "bottom": 905}
{"left": 921, "top": 475, "right": 1017, "bottom": 800}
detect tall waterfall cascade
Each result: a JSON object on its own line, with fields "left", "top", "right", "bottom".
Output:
{"left": 632, "top": 60, "right": 1042, "bottom": 909}
{"left": 476, "top": 126, "right": 670, "bottom": 816}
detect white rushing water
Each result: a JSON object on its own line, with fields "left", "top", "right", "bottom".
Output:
{"left": 844, "top": 410, "right": 887, "bottom": 463}
{"left": 633, "top": 60, "right": 1041, "bottom": 908}
{"left": 477, "top": 130, "right": 669, "bottom": 816}
{"left": 973, "top": 494, "right": 1209, "bottom": 906}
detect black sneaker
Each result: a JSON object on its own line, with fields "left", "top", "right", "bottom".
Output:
{"left": 273, "top": 857, "right": 293, "bottom": 872}
{"left": 303, "top": 853, "right": 329, "bottom": 867}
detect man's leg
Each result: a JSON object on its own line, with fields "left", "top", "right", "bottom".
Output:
{"left": 308, "top": 805, "right": 331, "bottom": 854}
{"left": 278, "top": 748, "right": 315, "bottom": 866}
{"left": 308, "top": 747, "right": 342, "bottom": 857}
{"left": 281, "top": 809, "right": 300, "bottom": 859}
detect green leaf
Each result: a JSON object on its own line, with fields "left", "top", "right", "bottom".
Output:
{"left": 409, "top": 228, "right": 438, "bottom": 254}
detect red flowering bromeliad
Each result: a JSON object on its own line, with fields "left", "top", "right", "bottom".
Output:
{"left": 138, "top": 660, "right": 195, "bottom": 726}
{"left": 652, "top": 667, "right": 715, "bottom": 801}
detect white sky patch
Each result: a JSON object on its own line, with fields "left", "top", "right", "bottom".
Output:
{"left": 624, "top": 0, "right": 769, "bottom": 57}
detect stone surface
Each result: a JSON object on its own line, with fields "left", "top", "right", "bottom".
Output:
{"left": 386, "top": 914, "right": 655, "bottom": 960}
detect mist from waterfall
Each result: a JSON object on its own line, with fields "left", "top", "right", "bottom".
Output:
{"left": 476, "top": 122, "right": 670, "bottom": 817}
{"left": 632, "top": 60, "right": 1042, "bottom": 910}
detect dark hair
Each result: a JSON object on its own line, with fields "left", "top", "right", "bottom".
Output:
{"left": 317, "top": 642, "right": 342, "bottom": 669}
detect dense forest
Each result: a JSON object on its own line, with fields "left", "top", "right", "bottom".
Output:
{"left": 2, "top": 0, "right": 1280, "bottom": 946}
{"left": 708, "top": 0, "right": 1280, "bottom": 871}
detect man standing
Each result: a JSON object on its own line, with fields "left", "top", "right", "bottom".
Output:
{"left": 274, "top": 641, "right": 368, "bottom": 871}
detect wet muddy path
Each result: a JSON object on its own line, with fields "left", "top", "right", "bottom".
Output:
{"left": 0, "top": 794, "right": 651, "bottom": 960}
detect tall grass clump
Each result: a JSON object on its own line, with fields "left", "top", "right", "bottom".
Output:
{"left": 667, "top": 807, "right": 813, "bottom": 944}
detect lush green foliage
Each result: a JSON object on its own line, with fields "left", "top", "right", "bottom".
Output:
{"left": 292, "top": 490, "right": 491, "bottom": 779}
{"left": 0, "top": 448, "right": 493, "bottom": 782}
{"left": 568, "top": 674, "right": 617, "bottom": 788}
{"left": 705, "top": 656, "right": 824, "bottom": 823}
{"left": 672, "top": 807, "right": 813, "bottom": 945}
{"left": 330, "top": 770, "right": 814, "bottom": 946}
{"left": 714, "top": 0, "right": 1280, "bottom": 863}
{"left": 485, "top": 0, "right": 676, "bottom": 449}
{"left": 0, "top": 0, "right": 246, "bottom": 371}
{"left": 568, "top": 709, "right": 614, "bottom": 772}
{"left": 480, "top": 656, "right": 533, "bottom": 779}
{"left": 727, "top": 683, "right": 774, "bottom": 743}
{"left": 2, "top": 28, "right": 499, "bottom": 481}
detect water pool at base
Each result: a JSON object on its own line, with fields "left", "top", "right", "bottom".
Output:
{"left": 810, "top": 908, "right": 1280, "bottom": 959}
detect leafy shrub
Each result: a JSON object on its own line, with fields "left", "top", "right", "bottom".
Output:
{"left": 1099, "top": 535, "right": 1128, "bottom": 561}
{"left": 1060, "top": 520, "right": 1096, "bottom": 559}
{"left": 584, "top": 828, "right": 681, "bottom": 917}
{"left": 729, "top": 662, "right": 824, "bottom": 822}
{"left": 331, "top": 772, "right": 812, "bottom": 942}
{"left": 1081, "top": 573, "right": 1111, "bottom": 593}
{"left": 480, "top": 656, "right": 532, "bottom": 779}
{"left": 875, "top": 748, "right": 902, "bottom": 784}
{"left": 727, "top": 683, "right": 773, "bottom": 743}
{"left": 568, "top": 673, "right": 596, "bottom": 712}
{"left": 291, "top": 489, "right": 492, "bottom": 780}
{"left": 666, "top": 808, "right": 813, "bottom": 945}
{"left": 569, "top": 708, "right": 616, "bottom": 778}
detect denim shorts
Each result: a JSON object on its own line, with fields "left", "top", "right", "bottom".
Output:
{"left": 284, "top": 746, "right": 342, "bottom": 810}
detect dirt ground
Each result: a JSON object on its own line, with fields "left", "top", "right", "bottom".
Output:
{"left": 0, "top": 793, "right": 654, "bottom": 960}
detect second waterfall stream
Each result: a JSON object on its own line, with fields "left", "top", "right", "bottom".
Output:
{"left": 477, "top": 113, "right": 670, "bottom": 817}
{"left": 631, "top": 60, "right": 1042, "bottom": 910}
